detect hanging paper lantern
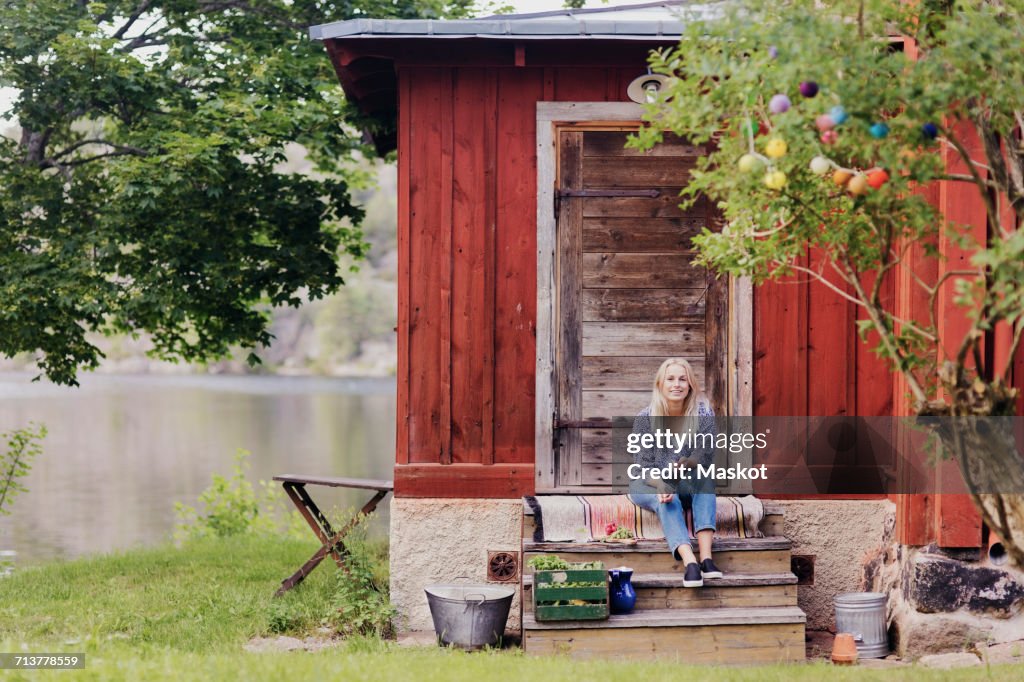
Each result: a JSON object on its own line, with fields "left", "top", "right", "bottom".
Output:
{"left": 768, "top": 45, "right": 779, "bottom": 59}
{"left": 816, "top": 114, "right": 836, "bottom": 132}
{"left": 738, "top": 154, "right": 763, "bottom": 173}
{"left": 809, "top": 156, "right": 831, "bottom": 174}
{"left": 764, "top": 170, "right": 787, "bottom": 190}
{"left": 867, "top": 169, "right": 890, "bottom": 189}
{"left": 799, "top": 81, "right": 819, "bottom": 98}
{"left": 848, "top": 174, "right": 869, "bottom": 195}
{"left": 832, "top": 169, "right": 853, "bottom": 186}
{"left": 869, "top": 123, "right": 890, "bottom": 139}
{"left": 829, "top": 105, "right": 849, "bottom": 125}
{"left": 765, "top": 137, "right": 787, "bottom": 158}
{"left": 769, "top": 94, "right": 791, "bottom": 114}
{"left": 820, "top": 130, "right": 838, "bottom": 145}
{"left": 921, "top": 122, "right": 939, "bottom": 139}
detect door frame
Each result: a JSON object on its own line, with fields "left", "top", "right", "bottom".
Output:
{"left": 534, "top": 102, "right": 753, "bottom": 492}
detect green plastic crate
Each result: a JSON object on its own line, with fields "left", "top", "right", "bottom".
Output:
{"left": 532, "top": 565, "right": 609, "bottom": 621}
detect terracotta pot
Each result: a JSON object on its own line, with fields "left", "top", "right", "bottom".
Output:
{"left": 832, "top": 632, "right": 859, "bottom": 665}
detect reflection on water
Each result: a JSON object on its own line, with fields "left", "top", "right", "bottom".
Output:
{"left": 0, "top": 373, "right": 395, "bottom": 563}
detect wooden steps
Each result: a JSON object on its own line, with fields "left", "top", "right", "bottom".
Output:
{"left": 524, "top": 537, "right": 793, "bottom": 574}
{"left": 524, "top": 571, "right": 798, "bottom": 612}
{"left": 524, "top": 605, "right": 807, "bottom": 629}
{"left": 523, "top": 608, "right": 806, "bottom": 662}
{"left": 520, "top": 497, "right": 805, "bottom": 662}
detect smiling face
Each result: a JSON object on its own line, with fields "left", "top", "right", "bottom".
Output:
{"left": 659, "top": 363, "right": 691, "bottom": 414}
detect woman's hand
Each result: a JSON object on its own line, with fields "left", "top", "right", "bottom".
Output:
{"left": 658, "top": 493, "right": 674, "bottom": 503}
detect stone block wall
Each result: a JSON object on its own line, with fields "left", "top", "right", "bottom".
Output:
{"left": 866, "top": 539, "right": 1024, "bottom": 659}
{"left": 775, "top": 499, "right": 896, "bottom": 631}
{"left": 389, "top": 498, "right": 522, "bottom": 633}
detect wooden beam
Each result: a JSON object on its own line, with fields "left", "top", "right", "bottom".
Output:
{"left": 394, "top": 463, "right": 534, "bottom": 498}
{"left": 396, "top": 73, "right": 411, "bottom": 465}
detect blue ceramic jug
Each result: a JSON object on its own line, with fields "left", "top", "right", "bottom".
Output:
{"left": 608, "top": 567, "right": 636, "bottom": 614}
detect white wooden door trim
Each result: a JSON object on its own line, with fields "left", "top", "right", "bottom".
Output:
{"left": 534, "top": 102, "right": 752, "bottom": 493}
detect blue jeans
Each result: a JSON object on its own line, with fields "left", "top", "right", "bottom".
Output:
{"left": 629, "top": 482, "right": 716, "bottom": 561}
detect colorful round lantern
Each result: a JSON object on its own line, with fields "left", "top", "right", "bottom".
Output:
{"left": 765, "top": 137, "right": 787, "bottom": 158}
{"left": 847, "top": 174, "right": 869, "bottom": 195}
{"left": 829, "top": 106, "right": 849, "bottom": 125}
{"left": 738, "top": 154, "right": 762, "bottom": 173}
{"left": 742, "top": 119, "right": 768, "bottom": 138}
{"left": 867, "top": 169, "right": 890, "bottom": 189}
{"left": 869, "top": 123, "right": 889, "bottom": 139}
{"left": 832, "top": 169, "right": 852, "bottom": 186}
{"left": 769, "top": 94, "right": 791, "bottom": 114}
{"left": 809, "top": 156, "right": 831, "bottom": 175}
{"left": 816, "top": 114, "right": 836, "bottom": 132}
{"left": 921, "top": 122, "right": 939, "bottom": 140}
{"left": 820, "top": 130, "right": 838, "bottom": 145}
{"left": 799, "top": 81, "right": 819, "bottom": 98}
{"left": 764, "top": 170, "right": 787, "bottom": 190}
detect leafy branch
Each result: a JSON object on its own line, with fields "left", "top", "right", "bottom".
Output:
{"left": 0, "top": 424, "right": 47, "bottom": 517}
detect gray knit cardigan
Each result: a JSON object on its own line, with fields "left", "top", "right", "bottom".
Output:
{"left": 630, "top": 399, "right": 717, "bottom": 471}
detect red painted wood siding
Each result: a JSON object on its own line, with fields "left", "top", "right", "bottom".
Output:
{"left": 395, "top": 66, "right": 630, "bottom": 495}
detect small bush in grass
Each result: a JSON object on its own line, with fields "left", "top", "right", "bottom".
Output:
{"left": 329, "top": 513, "right": 394, "bottom": 638}
{"left": 260, "top": 512, "right": 393, "bottom": 639}
{"left": 174, "top": 449, "right": 305, "bottom": 540}
{"left": 0, "top": 422, "right": 46, "bottom": 517}
{"left": 1, "top": 423, "right": 46, "bottom": 576}
{"left": 266, "top": 598, "right": 308, "bottom": 634}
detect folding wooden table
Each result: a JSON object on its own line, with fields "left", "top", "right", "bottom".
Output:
{"left": 272, "top": 474, "right": 393, "bottom": 597}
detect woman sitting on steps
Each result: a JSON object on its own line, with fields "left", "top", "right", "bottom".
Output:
{"left": 628, "top": 357, "right": 721, "bottom": 588}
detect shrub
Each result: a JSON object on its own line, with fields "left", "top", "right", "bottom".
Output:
{"left": 329, "top": 514, "right": 394, "bottom": 638}
{"left": 0, "top": 423, "right": 46, "bottom": 517}
{"left": 174, "top": 449, "right": 303, "bottom": 540}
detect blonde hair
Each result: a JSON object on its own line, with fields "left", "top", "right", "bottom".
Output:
{"left": 649, "top": 358, "right": 703, "bottom": 417}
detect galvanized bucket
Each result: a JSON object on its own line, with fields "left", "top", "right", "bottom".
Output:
{"left": 424, "top": 583, "right": 514, "bottom": 650}
{"left": 834, "top": 591, "right": 889, "bottom": 659}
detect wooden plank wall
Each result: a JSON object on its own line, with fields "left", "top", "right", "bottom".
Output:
{"left": 396, "top": 66, "right": 634, "bottom": 496}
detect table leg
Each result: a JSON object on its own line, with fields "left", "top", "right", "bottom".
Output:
{"left": 283, "top": 482, "right": 344, "bottom": 567}
{"left": 275, "top": 486, "right": 390, "bottom": 597}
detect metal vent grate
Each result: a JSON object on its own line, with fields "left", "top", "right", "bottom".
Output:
{"left": 792, "top": 555, "right": 815, "bottom": 585}
{"left": 486, "top": 551, "right": 519, "bottom": 583}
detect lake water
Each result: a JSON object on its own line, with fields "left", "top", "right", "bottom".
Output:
{"left": 0, "top": 373, "right": 395, "bottom": 564}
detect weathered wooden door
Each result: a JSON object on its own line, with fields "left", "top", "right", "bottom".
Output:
{"left": 553, "top": 129, "right": 727, "bottom": 489}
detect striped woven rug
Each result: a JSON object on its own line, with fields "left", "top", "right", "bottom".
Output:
{"left": 525, "top": 495, "right": 765, "bottom": 542}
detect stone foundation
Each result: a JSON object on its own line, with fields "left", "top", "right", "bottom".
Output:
{"left": 775, "top": 499, "right": 896, "bottom": 631}
{"left": 388, "top": 494, "right": 1024, "bottom": 655}
{"left": 389, "top": 497, "right": 522, "bottom": 633}
{"left": 866, "top": 540, "right": 1024, "bottom": 659}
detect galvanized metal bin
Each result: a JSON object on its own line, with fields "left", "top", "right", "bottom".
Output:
{"left": 834, "top": 591, "right": 889, "bottom": 659}
{"left": 424, "top": 584, "right": 514, "bottom": 650}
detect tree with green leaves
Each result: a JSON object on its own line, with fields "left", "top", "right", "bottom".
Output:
{"left": 0, "top": 0, "right": 472, "bottom": 386}
{"left": 636, "top": 0, "right": 1024, "bottom": 565}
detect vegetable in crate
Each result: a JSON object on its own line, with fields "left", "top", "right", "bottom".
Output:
{"left": 527, "top": 555, "right": 569, "bottom": 571}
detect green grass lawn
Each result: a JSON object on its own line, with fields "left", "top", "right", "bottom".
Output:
{"left": 1, "top": 535, "right": 1022, "bottom": 681}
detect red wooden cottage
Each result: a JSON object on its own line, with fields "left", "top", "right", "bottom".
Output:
{"left": 311, "top": 1, "right": 1024, "bottom": 660}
